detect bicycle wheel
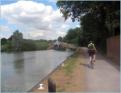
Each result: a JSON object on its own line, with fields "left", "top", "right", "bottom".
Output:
{"left": 91, "top": 61, "right": 94, "bottom": 69}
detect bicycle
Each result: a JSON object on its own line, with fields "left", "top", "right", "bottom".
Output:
{"left": 88, "top": 49, "right": 96, "bottom": 69}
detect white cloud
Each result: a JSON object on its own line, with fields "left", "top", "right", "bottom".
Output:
{"left": 0, "top": 25, "right": 10, "bottom": 32}
{"left": 1, "top": 0, "right": 79, "bottom": 40}
{"left": 0, "top": 25, "right": 12, "bottom": 38}
{"left": 57, "top": 31, "right": 66, "bottom": 36}
{"left": 48, "top": 0, "right": 57, "bottom": 3}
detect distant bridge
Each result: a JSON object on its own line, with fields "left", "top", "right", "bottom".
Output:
{"left": 48, "top": 42, "right": 77, "bottom": 50}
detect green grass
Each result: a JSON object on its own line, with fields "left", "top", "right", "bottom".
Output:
{"left": 1, "top": 39, "right": 49, "bottom": 52}
{"left": 34, "top": 40, "right": 49, "bottom": 50}
{"left": 57, "top": 88, "right": 65, "bottom": 92}
{"left": 63, "top": 52, "right": 79, "bottom": 76}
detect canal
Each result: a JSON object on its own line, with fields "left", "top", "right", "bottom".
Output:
{"left": 1, "top": 50, "right": 72, "bottom": 92}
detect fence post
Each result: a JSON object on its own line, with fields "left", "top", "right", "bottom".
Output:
{"left": 48, "top": 78, "right": 56, "bottom": 92}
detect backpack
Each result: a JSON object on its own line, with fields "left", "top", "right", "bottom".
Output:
{"left": 88, "top": 43, "right": 95, "bottom": 50}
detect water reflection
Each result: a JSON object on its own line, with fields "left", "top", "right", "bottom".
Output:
{"left": 13, "top": 52, "right": 25, "bottom": 74}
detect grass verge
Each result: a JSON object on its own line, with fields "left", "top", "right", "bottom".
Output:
{"left": 63, "top": 52, "right": 79, "bottom": 76}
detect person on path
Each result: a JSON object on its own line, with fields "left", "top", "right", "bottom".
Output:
{"left": 87, "top": 41, "right": 97, "bottom": 64}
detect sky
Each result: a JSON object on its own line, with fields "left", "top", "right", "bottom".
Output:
{"left": 0, "top": 0, "right": 80, "bottom": 40}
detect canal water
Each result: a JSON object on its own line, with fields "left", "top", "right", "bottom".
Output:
{"left": 1, "top": 50, "right": 72, "bottom": 92}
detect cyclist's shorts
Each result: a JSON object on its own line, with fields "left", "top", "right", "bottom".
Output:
{"left": 88, "top": 49, "right": 96, "bottom": 56}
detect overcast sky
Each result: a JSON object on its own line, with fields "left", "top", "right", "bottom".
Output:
{"left": 0, "top": 0, "right": 80, "bottom": 40}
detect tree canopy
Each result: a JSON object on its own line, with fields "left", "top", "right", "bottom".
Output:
{"left": 57, "top": 1, "right": 120, "bottom": 53}
{"left": 57, "top": 1, "right": 120, "bottom": 36}
{"left": 12, "top": 30, "right": 23, "bottom": 51}
{"left": 58, "top": 36, "right": 63, "bottom": 42}
{"left": 57, "top": 1, "right": 120, "bottom": 23}
{"left": 1, "top": 30, "right": 49, "bottom": 52}
{"left": 63, "top": 27, "right": 81, "bottom": 46}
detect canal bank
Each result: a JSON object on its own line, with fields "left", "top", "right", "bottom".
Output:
{"left": 28, "top": 51, "right": 73, "bottom": 92}
{"left": 31, "top": 48, "right": 87, "bottom": 92}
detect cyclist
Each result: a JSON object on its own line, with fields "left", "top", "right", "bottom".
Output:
{"left": 87, "top": 41, "right": 96, "bottom": 67}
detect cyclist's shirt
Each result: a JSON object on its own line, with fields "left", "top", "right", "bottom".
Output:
{"left": 88, "top": 43, "right": 96, "bottom": 56}
{"left": 88, "top": 43, "right": 96, "bottom": 50}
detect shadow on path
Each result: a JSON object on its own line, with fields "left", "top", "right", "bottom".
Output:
{"left": 80, "top": 63, "right": 93, "bottom": 69}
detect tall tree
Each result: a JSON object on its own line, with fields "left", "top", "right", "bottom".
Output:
{"left": 58, "top": 36, "right": 63, "bottom": 42}
{"left": 57, "top": 1, "right": 120, "bottom": 36}
{"left": 12, "top": 30, "right": 23, "bottom": 51}
{"left": 1, "top": 38, "right": 7, "bottom": 45}
{"left": 57, "top": 1, "right": 120, "bottom": 52}
{"left": 57, "top": 1, "right": 119, "bottom": 22}
{"left": 63, "top": 27, "right": 81, "bottom": 45}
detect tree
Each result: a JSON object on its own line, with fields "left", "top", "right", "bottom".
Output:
{"left": 63, "top": 27, "right": 81, "bottom": 45}
{"left": 58, "top": 36, "right": 63, "bottom": 42}
{"left": 12, "top": 30, "right": 23, "bottom": 51}
{"left": 1, "top": 38, "right": 7, "bottom": 45}
{"left": 57, "top": 1, "right": 120, "bottom": 36}
{"left": 57, "top": 1, "right": 119, "bottom": 23}
{"left": 57, "top": 1, "right": 120, "bottom": 52}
